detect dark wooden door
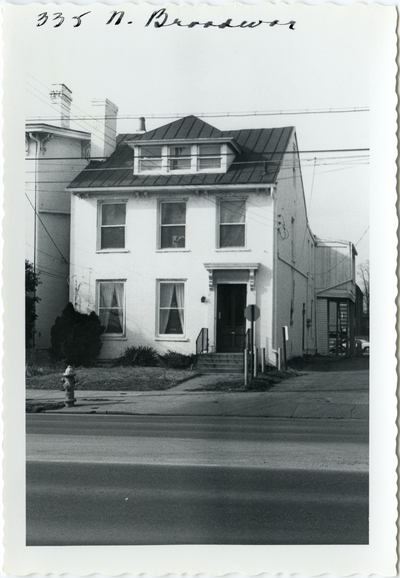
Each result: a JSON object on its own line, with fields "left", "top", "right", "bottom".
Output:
{"left": 216, "top": 284, "right": 246, "bottom": 353}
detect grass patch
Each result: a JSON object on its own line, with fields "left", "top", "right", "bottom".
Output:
{"left": 26, "top": 366, "right": 199, "bottom": 391}
{"left": 26, "top": 400, "right": 65, "bottom": 413}
{"left": 26, "top": 349, "right": 65, "bottom": 377}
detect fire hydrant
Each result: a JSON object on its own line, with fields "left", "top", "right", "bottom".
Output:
{"left": 61, "top": 366, "right": 77, "bottom": 407}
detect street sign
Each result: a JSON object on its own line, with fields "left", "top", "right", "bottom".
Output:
{"left": 283, "top": 325, "right": 289, "bottom": 341}
{"left": 245, "top": 304, "right": 260, "bottom": 321}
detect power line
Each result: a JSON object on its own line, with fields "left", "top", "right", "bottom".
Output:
{"left": 24, "top": 149, "right": 370, "bottom": 162}
{"left": 24, "top": 163, "right": 369, "bottom": 193}
{"left": 24, "top": 155, "right": 370, "bottom": 175}
{"left": 26, "top": 106, "right": 370, "bottom": 123}
{"left": 315, "top": 226, "right": 369, "bottom": 276}
{"left": 26, "top": 77, "right": 117, "bottom": 150}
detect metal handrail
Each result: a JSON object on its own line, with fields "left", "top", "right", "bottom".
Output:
{"left": 196, "top": 328, "right": 209, "bottom": 356}
{"left": 245, "top": 328, "right": 251, "bottom": 351}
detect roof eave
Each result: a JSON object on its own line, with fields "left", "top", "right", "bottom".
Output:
{"left": 25, "top": 122, "right": 91, "bottom": 140}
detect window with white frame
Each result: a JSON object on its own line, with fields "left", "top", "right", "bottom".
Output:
{"left": 136, "top": 143, "right": 225, "bottom": 174}
{"left": 100, "top": 203, "right": 126, "bottom": 250}
{"left": 198, "top": 144, "right": 221, "bottom": 170}
{"left": 139, "top": 145, "right": 162, "bottom": 171}
{"left": 158, "top": 282, "right": 185, "bottom": 336}
{"left": 169, "top": 146, "right": 192, "bottom": 171}
{"left": 219, "top": 199, "right": 246, "bottom": 248}
{"left": 160, "top": 201, "right": 186, "bottom": 249}
{"left": 98, "top": 281, "right": 125, "bottom": 335}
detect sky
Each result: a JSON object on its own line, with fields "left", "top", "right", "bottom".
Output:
{"left": 18, "top": 2, "right": 379, "bottom": 269}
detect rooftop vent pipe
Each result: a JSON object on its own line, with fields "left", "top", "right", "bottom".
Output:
{"left": 137, "top": 117, "right": 146, "bottom": 133}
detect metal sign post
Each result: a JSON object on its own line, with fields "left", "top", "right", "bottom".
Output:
{"left": 245, "top": 305, "right": 260, "bottom": 384}
{"left": 282, "top": 325, "right": 289, "bottom": 369}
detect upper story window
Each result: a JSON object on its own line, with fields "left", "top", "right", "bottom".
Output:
{"left": 219, "top": 200, "right": 246, "bottom": 248}
{"left": 100, "top": 202, "right": 126, "bottom": 250}
{"left": 160, "top": 201, "right": 186, "bottom": 249}
{"left": 198, "top": 144, "right": 221, "bottom": 170}
{"left": 169, "top": 146, "right": 191, "bottom": 171}
{"left": 134, "top": 141, "right": 231, "bottom": 175}
{"left": 139, "top": 145, "right": 162, "bottom": 172}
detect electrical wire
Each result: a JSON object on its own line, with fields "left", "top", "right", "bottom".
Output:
{"left": 26, "top": 79, "right": 118, "bottom": 151}
{"left": 315, "top": 226, "right": 369, "bottom": 276}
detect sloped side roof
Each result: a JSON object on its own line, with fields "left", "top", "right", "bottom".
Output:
{"left": 68, "top": 115, "right": 294, "bottom": 190}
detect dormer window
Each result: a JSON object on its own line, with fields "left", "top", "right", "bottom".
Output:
{"left": 134, "top": 139, "right": 237, "bottom": 175}
{"left": 198, "top": 144, "right": 221, "bottom": 170}
{"left": 139, "top": 145, "right": 162, "bottom": 171}
{"left": 169, "top": 146, "right": 191, "bottom": 171}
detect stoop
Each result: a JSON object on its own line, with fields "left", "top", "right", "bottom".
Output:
{"left": 196, "top": 353, "right": 244, "bottom": 374}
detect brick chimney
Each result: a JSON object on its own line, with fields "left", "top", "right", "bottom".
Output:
{"left": 49, "top": 84, "right": 72, "bottom": 128}
{"left": 91, "top": 99, "right": 119, "bottom": 159}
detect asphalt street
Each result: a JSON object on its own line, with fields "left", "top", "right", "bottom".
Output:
{"left": 26, "top": 414, "right": 368, "bottom": 545}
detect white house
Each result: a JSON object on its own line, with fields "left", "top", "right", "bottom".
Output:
{"left": 25, "top": 84, "right": 118, "bottom": 349}
{"left": 67, "top": 115, "right": 320, "bottom": 366}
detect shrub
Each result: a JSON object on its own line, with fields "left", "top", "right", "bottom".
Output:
{"left": 161, "top": 350, "right": 195, "bottom": 369}
{"left": 117, "top": 346, "right": 160, "bottom": 367}
{"left": 49, "top": 303, "right": 104, "bottom": 367}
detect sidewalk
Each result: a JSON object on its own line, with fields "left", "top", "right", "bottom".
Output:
{"left": 26, "top": 368, "right": 369, "bottom": 419}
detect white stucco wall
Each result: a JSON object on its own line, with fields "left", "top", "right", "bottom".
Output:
{"left": 70, "top": 190, "right": 275, "bottom": 360}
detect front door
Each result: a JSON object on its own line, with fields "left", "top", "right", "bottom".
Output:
{"left": 216, "top": 284, "right": 246, "bottom": 353}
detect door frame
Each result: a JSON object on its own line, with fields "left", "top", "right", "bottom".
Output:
{"left": 215, "top": 282, "right": 247, "bottom": 353}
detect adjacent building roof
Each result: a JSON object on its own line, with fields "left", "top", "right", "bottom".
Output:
{"left": 26, "top": 122, "right": 91, "bottom": 141}
{"left": 68, "top": 115, "right": 294, "bottom": 191}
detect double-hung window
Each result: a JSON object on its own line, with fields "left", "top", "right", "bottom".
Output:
{"left": 169, "top": 146, "right": 191, "bottom": 171}
{"left": 219, "top": 200, "right": 246, "bottom": 248}
{"left": 98, "top": 281, "right": 125, "bottom": 336}
{"left": 158, "top": 282, "right": 185, "bottom": 336}
{"left": 198, "top": 144, "right": 221, "bottom": 170}
{"left": 160, "top": 201, "right": 186, "bottom": 249}
{"left": 139, "top": 145, "right": 162, "bottom": 172}
{"left": 100, "top": 203, "right": 126, "bottom": 250}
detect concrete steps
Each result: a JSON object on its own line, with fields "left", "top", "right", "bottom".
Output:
{"left": 196, "top": 353, "right": 244, "bottom": 374}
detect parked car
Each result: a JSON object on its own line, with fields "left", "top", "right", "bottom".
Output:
{"left": 356, "top": 338, "right": 369, "bottom": 354}
{"left": 329, "top": 337, "right": 369, "bottom": 355}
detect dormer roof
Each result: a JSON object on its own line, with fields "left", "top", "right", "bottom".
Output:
{"left": 68, "top": 115, "right": 295, "bottom": 191}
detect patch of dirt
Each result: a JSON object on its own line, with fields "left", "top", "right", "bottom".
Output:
{"left": 289, "top": 355, "right": 369, "bottom": 372}
{"left": 26, "top": 366, "right": 199, "bottom": 391}
{"left": 192, "top": 369, "right": 302, "bottom": 392}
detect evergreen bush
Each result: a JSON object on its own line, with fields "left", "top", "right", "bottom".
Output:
{"left": 49, "top": 303, "right": 104, "bottom": 366}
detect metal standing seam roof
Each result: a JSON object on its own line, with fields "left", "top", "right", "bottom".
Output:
{"left": 68, "top": 115, "right": 295, "bottom": 191}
